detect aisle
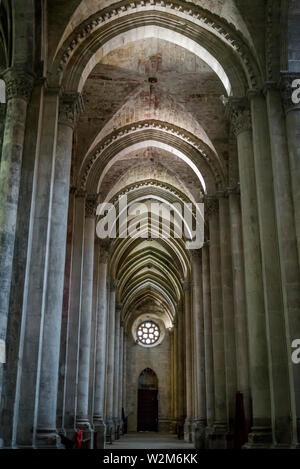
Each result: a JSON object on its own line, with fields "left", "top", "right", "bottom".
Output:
{"left": 107, "top": 432, "right": 195, "bottom": 449}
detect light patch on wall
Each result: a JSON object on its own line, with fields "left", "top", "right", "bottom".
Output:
{"left": 0, "top": 339, "right": 6, "bottom": 364}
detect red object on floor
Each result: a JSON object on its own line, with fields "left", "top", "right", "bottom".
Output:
{"left": 76, "top": 429, "right": 83, "bottom": 449}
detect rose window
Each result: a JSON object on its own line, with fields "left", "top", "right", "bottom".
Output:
{"left": 137, "top": 321, "right": 160, "bottom": 345}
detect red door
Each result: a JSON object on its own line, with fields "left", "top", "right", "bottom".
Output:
{"left": 137, "top": 389, "right": 158, "bottom": 431}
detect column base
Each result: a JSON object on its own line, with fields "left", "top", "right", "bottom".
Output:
{"left": 206, "top": 423, "right": 228, "bottom": 449}
{"left": 243, "top": 427, "right": 273, "bottom": 449}
{"left": 184, "top": 418, "right": 193, "bottom": 442}
{"left": 113, "top": 418, "right": 121, "bottom": 440}
{"left": 93, "top": 418, "right": 106, "bottom": 449}
{"left": 76, "top": 418, "right": 93, "bottom": 448}
{"left": 35, "top": 428, "right": 63, "bottom": 449}
{"left": 105, "top": 419, "right": 116, "bottom": 443}
{"left": 193, "top": 420, "right": 207, "bottom": 449}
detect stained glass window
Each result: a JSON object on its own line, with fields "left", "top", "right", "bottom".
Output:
{"left": 137, "top": 321, "right": 160, "bottom": 345}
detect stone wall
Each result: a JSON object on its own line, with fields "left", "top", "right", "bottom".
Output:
{"left": 125, "top": 331, "right": 172, "bottom": 433}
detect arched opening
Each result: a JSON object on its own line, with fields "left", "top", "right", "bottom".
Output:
{"left": 137, "top": 368, "right": 159, "bottom": 432}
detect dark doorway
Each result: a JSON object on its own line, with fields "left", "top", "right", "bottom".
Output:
{"left": 137, "top": 368, "right": 158, "bottom": 432}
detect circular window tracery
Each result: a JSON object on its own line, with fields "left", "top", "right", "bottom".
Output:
{"left": 137, "top": 321, "right": 160, "bottom": 345}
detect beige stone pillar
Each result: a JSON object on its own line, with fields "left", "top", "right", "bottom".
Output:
{"left": 76, "top": 197, "right": 96, "bottom": 437}
{"left": 202, "top": 243, "right": 215, "bottom": 434}
{"left": 219, "top": 194, "right": 237, "bottom": 435}
{"left": 190, "top": 250, "right": 207, "bottom": 448}
{"left": 228, "top": 188, "right": 250, "bottom": 422}
{"left": 93, "top": 240, "right": 110, "bottom": 447}
{"left": 113, "top": 303, "right": 122, "bottom": 437}
{"left": 0, "top": 68, "right": 33, "bottom": 398}
{"left": 249, "top": 89, "right": 292, "bottom": 446}
{"left": 281, "top": 73, "right": 300, "bottom": 266}
{"left": 36, "top": 93, "right": 83, "bottom": 447}
{"left": 176, "top": 304, "right": 185, "bottom": 428}
{"left": 225, "top": 98, "right": 272, "bottom": 446}
{"left": 118, "top": 321, "right": 124, "bottom": 431}
{"left": 63, "top": 190, "right": 85, "bottom": 431}
{"left": 106, "top": 280, "right": 117, "bottom": 436}
{"left": 266, "top": 82, "right": 300, "bottom": 445}
{"left": 183, "top": 280, "right": 193, "bottom": 442}
{"left": 207, "top": 198, "right": 227, "bottom": 447}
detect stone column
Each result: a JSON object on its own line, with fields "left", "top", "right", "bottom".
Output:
{"left": 118, "top": 321, "right": 124, "bottom": 432}
{"left": 190, "top": 250, "right": 207, "bottom": 449}
{"left": 176, "top": 304, "right": 185, "bottom": 428}
{"left": 63, "top": 191, "right": 85, "bottom": 431}
{"left": 0, "top": 68, "right": 33, "bottom": 398}
{"left": 224, "top": 98, "right": 272, "bottom": 446}
{"left": 106, "top": 280, "right": 117, "bottom": 436}
{"left": 76, "top": 196, "right": 96, "bottom": 438}
{"left": 207, "top": 198, "right": 227, "bottom": 448}
{"left": 171, "top": 321, "right": 178, "bottom": 431}
{"left": 281, "top": 73, "right": 300, "bottom": 266}
{"left": 93, "top": 240, "right": 110, "bottom": 448}
{"left": 266, "top": 82, "right": 300, "bottom": 445}
{"left": 202, "top": 243, "right": 215, "bottom": 438}
{"left": 218, "top": 194, "right": 237, "bottom": 438}
{"left": 249, "top": 89, "right": 292, "bottom": 446}
{"left": 113, "top": 303, "right": 122, "bottom": 438}
{"left": 0, "top": 103, "right": 6, "bottom": 158}
{"left": 183, "top": 280, "right": 193, "bottom": 442}
{"left": 35, "top": 93, "right": 83, "bottom": 447}
{"left": 13, "top": 89, "right": 74, "bottom": 446}
{"left": 228, "top": 188, "right": 250, "bottom": 423}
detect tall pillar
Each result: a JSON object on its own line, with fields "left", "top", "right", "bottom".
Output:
{"left": 93, "top": 240, "right": 110, "bottom": 448}
{"left": 113, "top": 303, "right": 122, "bottom": 438}
{"left": 228, "top": 188, "right": 250, "bottom": 423}
{"left": 63, "top": 190, "right": 85, "bottom": 431}
{"left": 76, "top": 196, "right": 96, "bottom": 438}
{"left": 118, "top": 321, "right": 124, "bottom": 432}
{"left": 0, "top": 103, "right": 6, "bottom": 158}
{"left": 225, "top": 98, "right": 272, "bottom": 446}
{"left": 207, "top": 198, "right": 227, "bottom": 448}
{"left": 190, "top": 250, "right": 207, "bottom": 448}
{"left": 202, "top": 243, "right": 215, "bottom": 438}
{"left": 266, "top": 82, "right": 300, "bottom": 445}
{"left": 249, "top": 89, "right": 292, "bottom": 446}
{"left": 183, "top": 280, "right": 193, "bottom": 442}
{"left": 281, "top": 73, "right": 300, "bottom": 266}
{"left": 0, "top": 68, "right": 33, "bottom": 398}
{"left": 106, "top": 280, "right": 117, "bottom": 436}
{"left": 35, "top": 93, "right": 83, "bottom": 447}
{"left": 176, "top": 304, "right": 185, "bottom": 429}
{"left": 13, "top": 89, "right": 69, "bottom": 446}
{"left": 219, "top": 194, "right": 237, "bottom": 439}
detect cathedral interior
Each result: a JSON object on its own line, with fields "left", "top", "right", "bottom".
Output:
{"left": 0, "top": 0, "right": 300, "bottom": 450}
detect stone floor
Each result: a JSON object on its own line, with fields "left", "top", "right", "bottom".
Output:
{"left": 106, "top": 432, "right": 195, "bottom": 449}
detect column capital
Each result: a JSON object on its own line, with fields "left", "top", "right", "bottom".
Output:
{"left": 58, "top": 92, "right": 84, "bottom": 128}
{"left": 182, "top": 279, "right": 191, "bottom": 292}
{"left": 75, "top": 188, "right": 86, "bottom": 199}
{"left": 189, "top": 248, "right": 202, "bottom": 260}
{"left": 220, "top": 96, "right": 252, "bottom": 136}
{"left": 85, "top": 194, "right": 98, "bottom": 218}
{"left": 2, "top": 67, "right": 34, "bottom": 102}
{"left": 204, "top": 196, "right": 219, "bottom": 217}
{"left": 110, "top": 279, "right": 118, "bottom": 292}
{"left": 116, "top": 302, "right": 123, "bottom": 313}
{"left": 227, "top": 184, "right": 241, "bottom": 196}
{"left": 97, "top": 238, "right": 111, "bottom": 262}
{"left": 279, "top": 72, "right": 300, "bottom": 114}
